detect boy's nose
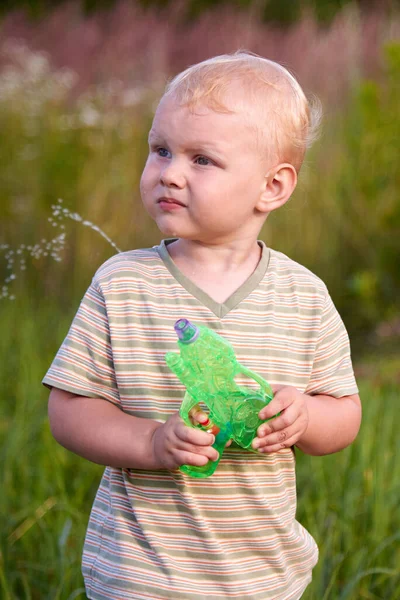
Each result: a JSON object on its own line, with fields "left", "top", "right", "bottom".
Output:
{"left": 160, "top": 162, "right": 186, "bottom": 189}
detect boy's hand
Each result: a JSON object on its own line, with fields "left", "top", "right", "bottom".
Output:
{"left": 151, "top": 412, "right": 219, "bottom": 471}
{"left": 252, "top": 385, "right": 309, "bottom": 453}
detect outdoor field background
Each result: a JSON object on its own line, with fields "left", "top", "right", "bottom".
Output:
{"left": 0, "top": 1, "right": 399, "bottom": 598}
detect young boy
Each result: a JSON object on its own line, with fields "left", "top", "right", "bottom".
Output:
{"left": 44, "top": 52, "right": 361, "bottom": 600}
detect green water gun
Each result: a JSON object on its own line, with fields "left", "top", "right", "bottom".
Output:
{"left": 165, "top": 318, "right": 275, "bottom": 478}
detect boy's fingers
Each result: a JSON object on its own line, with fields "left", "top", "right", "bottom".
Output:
{"left": 256, "top": 434, "right": 298, "bottom": 453}
{"left": 186, "top": 408, "right": 230, "bottom": 447}
{"left": 179, "top": 449, "right": 219, "bottom": 466}
{"left": 178, "top": 443, "right": 219, "bottom": 461}
{"left": 179, "top": 422, "right": 215, "bottom": 446}
{"left": 188, "top": 408, "right": 221, "bottom": 437}
{"left": 253, "top": 422, "right": 298, "bottom": 450}
{"left": 271, "top": 384, "right": 285, "bottom": 394}
{"left": 257, "top": 405, "right": 298, "bottom": 436}
{"left": 189, "top": 406, "right": 209, "bottom": 425}
{"left": 259, "top": 388, "right": 294, "bottom": 420}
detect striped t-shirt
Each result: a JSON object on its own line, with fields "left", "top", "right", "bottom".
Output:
{"left": 43, "top": 239, "right": 358, "bottom": 600}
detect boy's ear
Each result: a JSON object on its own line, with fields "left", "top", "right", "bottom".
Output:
{"left": 256, "top": 163, "right": 297, "bottom": 214}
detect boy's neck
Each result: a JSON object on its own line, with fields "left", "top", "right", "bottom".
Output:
{"left": 166, "top": 238, "right": 262, "bottom": 304}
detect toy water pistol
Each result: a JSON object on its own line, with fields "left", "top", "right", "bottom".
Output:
{"left": 165, "top": 318, "right": 275, "bottom": 478}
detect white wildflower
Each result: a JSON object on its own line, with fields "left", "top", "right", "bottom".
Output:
{"left": 122, "top": 87, "right": 145, "bottom": 107}
{"left": 79, "top": 104, "right": 100, "bottom": 127}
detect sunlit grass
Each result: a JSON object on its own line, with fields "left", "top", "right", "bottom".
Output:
{"left": 299, "top": 381, "right": 400, "bottom": 599}
{"left": 0, "top": 300, "right": 101, "bottom": 600}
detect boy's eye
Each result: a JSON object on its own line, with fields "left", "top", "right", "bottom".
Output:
{"left": 194, "top": 156, "right": 212, "bottom": 166}
{"left": 155, "top": 147, "right": 171, "bottom": 158}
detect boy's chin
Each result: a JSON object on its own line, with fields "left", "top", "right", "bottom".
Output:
{"left": 155, "top": 220, "right": 230, "bottom": 244}
{"left": 156, "top": 223, "right": 179, "bottom": 238}
{"left": 155, "top": 220, "right": 190, "bottom": 240}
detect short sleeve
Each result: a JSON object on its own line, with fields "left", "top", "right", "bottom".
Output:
{"left": 42, "top": 282, "right": 120, "bottom": 406}
{"left": 305, "top": 292, "right": 358, "bottom": 398}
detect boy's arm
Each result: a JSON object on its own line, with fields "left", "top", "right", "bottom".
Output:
{"left": 48, "top": 387, "right": 218, "bottom": 469}
{"left": 252, "top": 387, "right": 361, "bottom": 456}
{"left": 295, "top": 391, "right": 361, "bottom": 455}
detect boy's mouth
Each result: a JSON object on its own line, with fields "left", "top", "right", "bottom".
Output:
{"left": 157, "top": 197, "right": 186, "bottom": 209}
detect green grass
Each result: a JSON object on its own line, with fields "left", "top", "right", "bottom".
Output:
{"left": 299, "top": 381, "right": 400, "bottom": 599}
{"left": 0, "top": 298, "right": 399, "bottom": 599}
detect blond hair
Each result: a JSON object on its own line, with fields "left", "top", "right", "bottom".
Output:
{"left": 163, "top": 51, "right": 321, "bottom": 172}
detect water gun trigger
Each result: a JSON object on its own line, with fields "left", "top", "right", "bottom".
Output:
{"left": 179, "top": 391, "right": 200, "bottom": 428}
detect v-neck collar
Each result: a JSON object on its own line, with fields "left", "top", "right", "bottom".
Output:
{"left": 156, "top": 239, "right": 270, "bottom": 319}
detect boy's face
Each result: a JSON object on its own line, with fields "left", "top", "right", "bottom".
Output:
{"left": 140, "top": 95, "right": 273, "bottom": 244}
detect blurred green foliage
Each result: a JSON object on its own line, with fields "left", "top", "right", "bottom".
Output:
{"left": 338, "top": 44, "right": 400, "bottom": 337}
{"left": 1, "top": 0, "right": 398, "bottom": 25}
